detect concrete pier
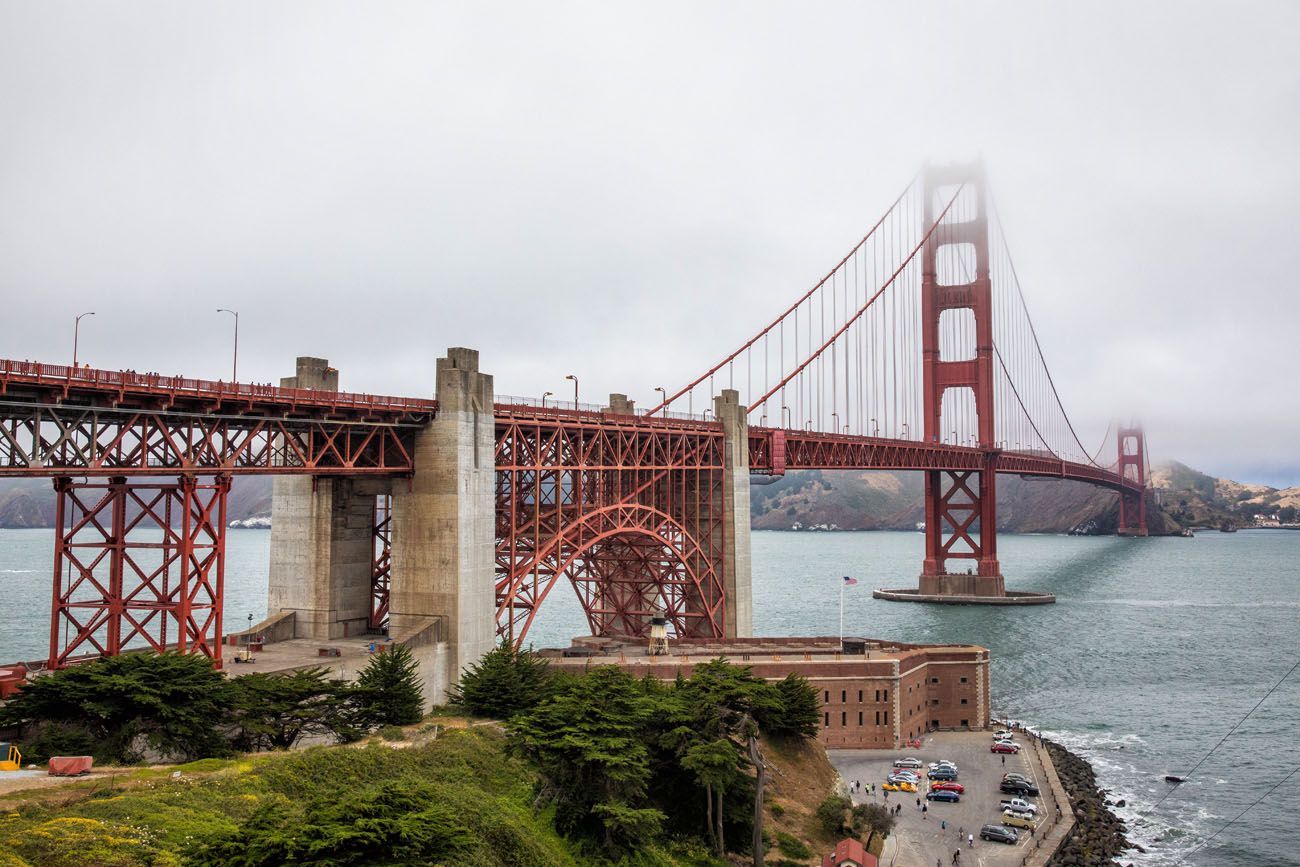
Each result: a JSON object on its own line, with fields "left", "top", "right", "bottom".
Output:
{"left": 389, "top": 348, "right": 497, "bottom": 703}
{"left": 714, "top": 389, "right": 753, "bottom": 637}
{"left": 269, "top": 358, "right": 389, "bottom": 638}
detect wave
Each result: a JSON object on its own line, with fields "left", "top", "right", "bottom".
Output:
{"left": 1079, "top": 598, "right": 1300, "bottom": 610}
{"left": 0, "top": 569, "right": 37, "bottom": 574}
{"left": 1042, "top": 727, "right": 1221, "bottom": 866}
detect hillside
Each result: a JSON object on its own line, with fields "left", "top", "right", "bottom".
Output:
{"left": 751, "top": 468, "right": 1182, "bottom": 535}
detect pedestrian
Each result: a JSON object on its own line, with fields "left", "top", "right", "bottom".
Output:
{"left": 941, "top": 819, "right": 946, "bottom": 832}
{"left": 916, "top": 797, "right": 921, "bottom": 809}
{"left": 883, "top": 789, "right": 889, "bottom": 800}
{"left": 1001, "top": 754, "right": 1006, "bottom": 765}
{"left": 958, "top": 825, "right": 963, "bottom": 839}
{"left": 954, "top": 849, "right": 961, "bottom": 864}
{"left": 922, "top": 803, "right": 928, "bottom": 819}
{"left": 937, "top": 860, "right": 942, "bottom": 867}
{"left": 967, "top": 833, "right": 973, "bottom": 847}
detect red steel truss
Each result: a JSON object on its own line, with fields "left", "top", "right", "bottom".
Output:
{"left": 49, "top": 475, "right": 229, "bottom": 668}
{"left": 494, "top": 409, "right": 727, "bottom": 647}
{"left": 370, "top": 494, "right": 393, "bottom": 630}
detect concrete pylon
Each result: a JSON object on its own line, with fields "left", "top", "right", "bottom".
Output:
{"left": 714, "top": 389, "right": 753, "bottom": 637}
{"left": 269, "top": 358, "right": 389, "bottom": 639}
{"left": 389, "top": 348, "right": 496, "bottom": 704}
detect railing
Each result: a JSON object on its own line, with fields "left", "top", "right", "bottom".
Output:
{"left": 494, "top": 394, "right": 714, "bottom": 422}
{"left": 0, "top": 359, "right": 436, "bottom": 414}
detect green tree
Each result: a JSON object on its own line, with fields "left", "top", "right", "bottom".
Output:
{"left": 852, "top": 802, "right": 895, "bottom": 839}
{"left": 352, "top": 644, "right": 424, "bottom": 727}
{"left": 228, "top": 667, "right": 357, "bottom": 751}
{"left": 446, "top": 641, "right": 551, "bottom": 719}
{"left": 510, "top": 665, "right": 663, "bottom": 854}
{"left": 0, "top": 652, "right": 231, "bottom": 763}
{"left": 814, "top": 794, "right": 852, "bottom": 835}
{"left": 764, "top": 674, "right": 822, "bottom": 739}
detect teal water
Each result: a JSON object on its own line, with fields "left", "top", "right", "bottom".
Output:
{"left": 2, "top": 527, "right": 1297, "bottom": 865}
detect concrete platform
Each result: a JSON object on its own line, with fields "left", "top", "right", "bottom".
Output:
{"left": 873, "top": 588, "right": 1056, "bottom": 605}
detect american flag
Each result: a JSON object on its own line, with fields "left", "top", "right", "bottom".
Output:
{"left": 843, "top": 576, "right": 858, "bottom": 586}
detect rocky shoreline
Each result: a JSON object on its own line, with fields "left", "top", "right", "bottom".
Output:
{"left": 1043, "top": 738, "right": 1136, "bottom": 867}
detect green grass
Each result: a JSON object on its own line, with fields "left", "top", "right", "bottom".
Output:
{"left": 0, "top": 728, "right": 580, "bottom": 866}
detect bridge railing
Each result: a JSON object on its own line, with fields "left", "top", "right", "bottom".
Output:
{"left": 0, "top": 359, "right": 436, "bottom": 415}
{"left": 494, "top": 393, "right": 713, "bottom": 422}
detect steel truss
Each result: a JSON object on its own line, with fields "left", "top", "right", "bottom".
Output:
{"left": 0, "top": 405, "right": 419, "bottom": 476}
{"left": 494, "top": 414, "right": 727, "bottom": 646}
{"left": 370, "top": 494, "right": 393, "bottom": 630}
{"left": 49, "top": 475, "right": 229, "bottom": 668}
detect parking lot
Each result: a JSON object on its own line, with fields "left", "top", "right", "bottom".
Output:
{"left": 830, "top": 730, "right": 1060, "bottom": 867}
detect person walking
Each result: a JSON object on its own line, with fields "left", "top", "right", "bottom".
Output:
{"left": 916, "top": 797, "right": 921, "bottom": 810}
{"left": 953, "top": 849, "right": 961, "bottom": 864}
{"left": 922, "top": 803, "right": 928, "bottom": 819}
{"left": 967, "top": 833, "right": 974, "bottom": 848}
{"left": 1001, "top": 754, "right": 1006, "bottom": 765}
{"left": 940, "top": 819, "right": 946, "bottom": 832}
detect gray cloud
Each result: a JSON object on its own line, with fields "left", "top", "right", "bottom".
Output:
{"left": 2, "top": 1, "right": 1297, "bottom": 483}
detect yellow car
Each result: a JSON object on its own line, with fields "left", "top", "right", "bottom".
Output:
{"left": 1001, "top": 810, "right": 1037, "bottom": 830}
{"left": 882, "top": 780, "right": 917, "bottom": 793}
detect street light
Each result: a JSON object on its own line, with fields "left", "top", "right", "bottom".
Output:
{"left": 72, "top": 311, "right": 95, "bottom": 369}
{"left": 564, "top": 374, "right": 579, "bottom": 410}
{"left": 542, "top": 391, "right": 553, "bottom": 409}
{"left": 900, "top": 422, "right": 908, "bottom": 438}
{"left": 654, "top": 387, "right": 667, "bottom": 414}
{"left": 781, "top": 405, "right": 791, "bottom": 427}
{"left": 871, "top": 417, "right": 878, "bottom": 436}
{"left": 216, "top": 309, "right": 239, "bottom": 382}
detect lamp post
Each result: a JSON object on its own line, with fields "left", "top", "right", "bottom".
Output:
{"left": 831, "top": 411, "right": 839, "bottom": 432}
{"left": 542, "top": 391, "right": 553, "bottom": 409}
{"left": 781, "top": 405, "right": 791, "bottom": 427}
{"left": 72, "top": 311, "right": 95, "bottom": 369}
{"left": 216, "top": 309, "right": 239, "bottom": 382}
{"left": 564, "top": 374, "right": 579, "bottom": 410}
{"left": 654, "top": 386, "right": 667, "bottom": 415}
{"left": 901, "top": 422, "right": 908, "bottom": 438}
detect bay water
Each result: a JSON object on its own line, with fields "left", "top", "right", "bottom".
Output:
{"left": 1, "top": 526, "right": 1297, "bottom": 865}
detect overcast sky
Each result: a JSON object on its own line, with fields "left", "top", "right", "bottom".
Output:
{"left": 2, "top": 2, "right": 1297, "bottom": 485}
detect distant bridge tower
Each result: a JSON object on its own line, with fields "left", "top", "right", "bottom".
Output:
{"left": 917, "top": 163, "right": 1005, "bottom": 598}
{"left": 1117, "top": 426, "right": 1149, "bottom": 536}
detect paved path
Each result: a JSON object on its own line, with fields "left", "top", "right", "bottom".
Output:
{"left": 830, "top": 730, "right": 1072, "bottom": 867}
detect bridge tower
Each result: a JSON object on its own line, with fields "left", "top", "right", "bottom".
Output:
{"left": 917, "top": 163, "right": 1005, "bottom": 598}
{"left": 1117, "top": 426, "right": 1149, "bottom": 536}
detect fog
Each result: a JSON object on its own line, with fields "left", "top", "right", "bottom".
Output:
{"left": 3, "top": 2, "right": 1297, "bottom": 484}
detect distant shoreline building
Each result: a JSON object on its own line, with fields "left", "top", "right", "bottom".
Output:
{"left": 539, "top": 635, "right": 992, "bottom": 749}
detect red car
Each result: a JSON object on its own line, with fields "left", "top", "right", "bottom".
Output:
{"left": 929, "top": 781, "right": 965, "bottom": 794}
{"left": 991, "top": 742, "right": 1020, "bottom": 754}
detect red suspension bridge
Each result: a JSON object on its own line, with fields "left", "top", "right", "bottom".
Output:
{"left": 0, "top": 164, "right": 1148, "bottom": 675}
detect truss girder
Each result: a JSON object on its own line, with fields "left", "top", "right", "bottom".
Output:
{"left": 495, "top": 417, "right": 727, "bottom": 647}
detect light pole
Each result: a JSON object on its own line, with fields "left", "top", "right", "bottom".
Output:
{"left": 901, "top": 422, "right": 908, "bottom": 438}
{"left": 564, "top": 374, "right": 578, "bottom": 410}
{"left": 542, "top": 391, "right": 553, "bottom": 409}
{"left": 72, "top": 311, "right": 95, "bottom": 369}
{"left": 654, "top": 387, "right": 667, "bottom": 415}
{"left": 831, "top": 411, "right": 839, "bottom": 432}
{"left": 781, "top": 405, "right": 791, "bottom": 427}
{"left": 216, "top": 309, "right": 239, "bottom": 382}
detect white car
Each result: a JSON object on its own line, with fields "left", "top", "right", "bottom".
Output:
{"left": 999, "top": 797, "right": 1039, "bottom": 815}
{"left": 893, "top": 757, "right": 923, "bottom": 769}
{"left": 928, "top": 761, "right": 958, "bottom": 772}
{"left": 993, "top": 730, "right": 1014, "bottom": 740}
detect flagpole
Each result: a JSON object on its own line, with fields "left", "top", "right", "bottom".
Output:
{"left": 840, "top": 579, "right": 844, "bottom": 643}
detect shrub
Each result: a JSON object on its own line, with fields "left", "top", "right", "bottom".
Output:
{"left": 227, "top": 667, "right": 357, "bottom": 751}
{"left": 814, "top": 794, "right": 852, "bottom": 835}
{"left": 775, "top": 830, "right": 812, "bottom": 859}
{"left": 352, "top": 644, "right": 425, "bottom": 727}
{"left": 0, "top": 652, "right": 232, "bottom": 764}
{"left": 852, "top": 802, "right": 895, "bottom": 839}
{"left": 447, "top": 642, "right": 551, "bottom": 720}
{"left": 378, "top": 725, "right": 405, "bottom": 742}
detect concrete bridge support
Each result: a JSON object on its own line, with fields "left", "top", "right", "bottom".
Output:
{"left": 389, "top": 348, "right": 496, "bottom": 704}
{"left": 269, "top": 358, "right": 390, "bottom": 638}
{"left": 715, "top": 390, "right": 753, "bottom": 637}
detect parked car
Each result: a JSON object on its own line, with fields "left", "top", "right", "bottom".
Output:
{"left": 991, "top": 742, "right": 1020, "bottom": 754}
{"left": 1000, "top": 780, "right": 1040, "bottom": 797}
{"left": 1002, "top": 810, "right": 1037, "bottom": 830}
{"left": 926, "top": 789, "right": 960, "bottom": 803}
{"left": 999, "top": 797, "right": 1040, "bottom": 814}
{"left": 980, "top": 824, "right": 1019, "bottom": 844}
{"left": 928, "top": 760, "right": 958, "bottom": 771}
{"left": 927, "top": 768, "right": 958, "bottom": 781}
{"left": 887, "top": 774, "right": 918, "bottom": 785}
{"left": 882, "top": 780, "right": 917, "bottom": 793}
{"left": 929, "top": 781, "right": 964, "bottom": 794}
{"left": 893, "top": 758, "right": 923, "bottom": 769}
{"left": 1002, "top": 773, "right": 1031, "bottom": 784}
{"left": 993, "top": 729, "right": 1014, "bottom": 739}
